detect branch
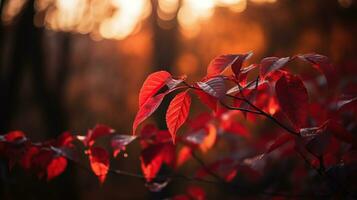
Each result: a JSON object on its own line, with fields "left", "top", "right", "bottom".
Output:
{"left": 226, "top": 94, "right": 299, "bottom": 136}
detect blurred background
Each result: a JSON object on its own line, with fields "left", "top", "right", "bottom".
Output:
{"left": 0, "top": 0, "right": 356, "bottom": 199}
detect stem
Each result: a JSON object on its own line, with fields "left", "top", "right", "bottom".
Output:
{"left": 226, "top": 94, "right": 299, "bottom": 136}
{"left": 219, "top": 100, "right": 261, "bottom": 114}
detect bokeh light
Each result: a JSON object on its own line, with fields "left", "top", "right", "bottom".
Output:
{"left": 2, "top": 0, "right": 282, "bottom": 40}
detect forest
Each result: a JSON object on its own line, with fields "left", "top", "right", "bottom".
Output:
{"left": 0, "top": 0, "right": 356, "bottom": 199}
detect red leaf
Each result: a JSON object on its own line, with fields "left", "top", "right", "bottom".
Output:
{"left": 187, "top": 185, "right": 206, "bottom": 200}
{"left": 327, "top": 121, "right": 357, "bottom": 146}
{"left": 193, "top": 90, "right": 218, "bottom": 111}
{"left": 111, "top": 135, "right": 137, "bottom": 157}
{"left": 47, "top": 156, "right": 67, "bottom": 181}
{"left": 5, "top": 131, "right": 26, "bottom": 142}
{"left": 207, "top": 54, "right": 239, "bottom": 76}
{"left": 266, "top": 134, "right": 294, "bottom": 153}
{"left": 133, "top": 93, "right": 167, "bottom": 134}
{"left": 187, "top": 112, "right": 213, "bottom": 131}
{"left": 20, "top": 146, "right": 40, "bottom": 169}
{"left": 166, "top": 90, "right": 191, "bottom": 143}
{"left": 275, "top": 73, "right": 309, "bottom": 129}
{"left": 140, "top": 143, "right": 175, "bottom": 181}
{"left": 84, "top": 124, "right": 114, "bottom": 146}
{"left": 199, "top": 124, "right": 217, "bottom": 152}
{"left": 177, "top": 146, "right": 192, "bottom": 167}
{"left": 297, "top": 53, "right": 337, "bottom": 86}
{"left": 56, "top": 132, "right": 74, "bottom": 147}
{"left": 220, "top": 117, "right": 250, "bottom": 139}
{"left": 197, "top": 76, "right": 226, "bottom": 99}
{"left": 232, "top": 52, "right": 253, "bottom": 77}
{"left": 88, "top": 147, "right": 109, "bottom": 184}
{"left": 260, "top": 57, "right": 290, "bottom": 78}
{"left": 236, "top": 64, "right": 257, "bottom": 86}
{"left": 31, "top": 150, "right": 55, "bottom": 179}
{"left": 139, "top": 71, "right": 171, "bottom": 107}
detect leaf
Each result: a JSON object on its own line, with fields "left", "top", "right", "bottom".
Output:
{"left": 140, "top": 143, "right": 175, "bottom": 182}
{"left": 260, "top": 57, "right": 290, "bottom": 78}
{"left": 187, "top": 112, "right": 213, "bottom": 131}
{"left": 4, "top": 131, "right": 26, "bottom": 143}
{"left": 166, "top": 90, "right": 191, "bottom": 143}
{"left": 31, "top": 150, "right": 55, "bottom": 179}
{"left": 207, "top": 54, "right": 239, "bottom": 76}
{"left": 297, "top": 53, "right": 336, "bottom": 86}
{"left": 275, "top": 73, "right": 309, "bottom": 129}
{"left": 166, "top": 75, "right": 186, "bottom": 89}
{"left": 177, "top": 146, "right": 192, "bottom": 167}
{"left": 186, "top": 185, "right": 206, "bottom": 200}
{"left": 47, "top": 156, "right": 67, "bottom": 181}
{"left": 197, "top": 76, "right": 226, "bottom": 99}
{"left": 56, "top": 132, "right": 74, "bottom": 147}
{"left": 199, "top": 123, "right": 217, "bottom": 152}
{"left": 111, "top": 135, "right": 137, "bottom": 157}
{"left": 20, "top": 146, "right": 40, "bottom": 169}
{"left": 266, "top": 134, "right": 294, "bottom": 153}
{"left": 84, "top": 124, "right": 115, "bottom": 146}
{"left": 326, "top": 121, "right": 357, "bottom": 146}
{"left": 232, "top": 52, "right": 253, "bottom": 77}
{"left": 88, "top": 147, "right": 109, "bottom": 184}
{"left": 133, "top": 93, "right": 167, "bottom": 134}
{"left": 220, "top": 117, "right": 250, "bottom": 138}
{"left": 193, "top": 90, "right": 218, "bottom": 111}
{"left": 139, "top": 71, "right": 171, "bottom": 107}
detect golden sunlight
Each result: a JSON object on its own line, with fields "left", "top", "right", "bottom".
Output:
{"left": 2, "top": 0, "right": 278, "bottom": 40}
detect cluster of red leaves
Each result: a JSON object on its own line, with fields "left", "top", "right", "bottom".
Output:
{"left": 0, "top": 130, "right": 72, "bottom": 181}
{"left": 0, "top": 125, "right": 138, "bottom": 184}
{"left": 132, "top": 52, "right": 357, "bottom": 195}
{"left": 1, "top": 52, "right": 356, "bottom": 198}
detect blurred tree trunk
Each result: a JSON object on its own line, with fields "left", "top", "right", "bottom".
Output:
{"left": 149, "top": 1, "right": 180, "bottom": 199}
{"left": 0, "top": 1, "right": 77, "bottom": 199}
{"left": 151, "top": 0, "right": 180, "bottom": 130}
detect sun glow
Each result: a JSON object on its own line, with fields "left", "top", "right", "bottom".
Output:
{"left": 2, "top": 0, "right": 277, "bottom": 40}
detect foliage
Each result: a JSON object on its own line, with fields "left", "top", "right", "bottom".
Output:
{"left": 1, "top": 53, "right": 356, "bottom": 198}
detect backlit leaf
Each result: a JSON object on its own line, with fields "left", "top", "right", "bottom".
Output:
{"left": 266, "top": 134, "right": 294, "bottom": 153}
{"left": 140, "top": 143, "right": 175, "bottom": 181}
{"left": 297, "top": 53, "right": 337, "bottom": 86}
{"left": 207, "top": 54, "right": 239, "bottom": 76}
{"left": 133, "top": 93, "right": 167, "bottom": 134}
{"left": 84, "top": 124, "right": 114, "bottom": 146}
{"left": 193, "top": 90, "right": 218, "bottom": 111}
{"left": 139, "top": 71, "right": 171, "bottom": 107}
{"left": 232, "top": 52, "right": 253, "bottom": 77}
{"left": 47, "top": 156, "right": 67, "bottom": 181}
{"left": 4, "top": 131, "right": 26, "bottom": 143}
{"left": 275, "top": 73, "right": 309, "bottom": 129}
{"left": 197, "top": 76, "right": 226, "bottom": 99}
{"left": 177, "top": 146, "right": 192, "bottom": 167}
{"left": 166, "top": 90, "right": 191, "bottom": 143}
{"left": 111, "top": 135, "right": 137, "bottom": 157}
{"left": 88, "top": 147, "right": 109, "bottom": 184}
{"left": 260, "top": 57, "right": 290, "bottom": 78}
